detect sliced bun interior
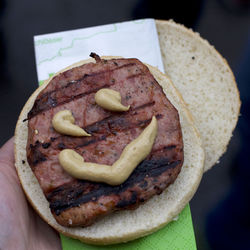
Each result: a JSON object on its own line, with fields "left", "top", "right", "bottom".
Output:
{"left": 156, "top": 20, "right": 241, "bottom": 171}
{"left": 14, "top": 58, "right": 204, "bottom": 245}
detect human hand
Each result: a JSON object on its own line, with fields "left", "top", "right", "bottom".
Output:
{"left": 0, "top": 138, "right": 61, "bottom": 250}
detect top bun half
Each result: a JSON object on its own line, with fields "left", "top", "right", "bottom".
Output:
{"left": 156, "top": 19, "right": 240, "bottom": 171}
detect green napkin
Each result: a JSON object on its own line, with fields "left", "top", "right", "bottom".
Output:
{"left": 60, "top": 204, "right": 196, "bottom": 250}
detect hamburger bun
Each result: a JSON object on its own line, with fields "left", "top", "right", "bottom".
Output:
{"left": 156, "top": 20, "right": 241, "bottom": 171}
{"left": 15, "top": 57, "right": 205, "bottom": 244}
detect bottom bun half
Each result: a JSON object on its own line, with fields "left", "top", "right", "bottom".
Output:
{"left": 14, "top": 58, "right": 204, "bottom": 245}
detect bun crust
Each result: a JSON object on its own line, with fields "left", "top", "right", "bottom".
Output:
{"left": 156, "top": 20, "right": 241, "bottom": 171}
{"left": 14, "top": 57, "right": 204, "bottom": 244}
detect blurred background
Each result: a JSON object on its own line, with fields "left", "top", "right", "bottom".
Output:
{"left": 0, "top": 0, "right": 250, "bottom": 249}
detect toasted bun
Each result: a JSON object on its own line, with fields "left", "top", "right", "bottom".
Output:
{"left": 14, "top": 57, "right": 204, "bottom": 244}
{"left": 156, "top": 20, "right": 241, "bottom": 171}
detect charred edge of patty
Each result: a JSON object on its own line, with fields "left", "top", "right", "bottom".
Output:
{"left": 28, "top": 141, "right": 47, "bottom": 166}
{"left": 90, "top": 52, "right": 101, "bottom": 62}
{"left": 47, "top": 151, "right": 183, "bottom": 216}
{"left": 50, "top": 157, "right": 183, "bottom": 227}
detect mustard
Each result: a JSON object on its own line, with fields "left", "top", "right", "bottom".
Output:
{"left": 52, "top": 110, "right": 91, "bottom": 137}
{"left": 59, "top": 116, "right": 157, "bottom": 185}
{"left": 95, "top": 88, "right": 130, "bottom": 112}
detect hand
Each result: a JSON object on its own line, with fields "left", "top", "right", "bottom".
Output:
{"left": 0, "top": 138, "right": 61, "bottom": 250}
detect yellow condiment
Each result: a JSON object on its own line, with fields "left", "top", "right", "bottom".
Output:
{"left": 59, "top": 116, "right": 157, "bottom": 185}
{"left": 52, "top": 110, "right": 90, "bottom": 137}
{"left": 95, "top": 88, "right": 130, "bottom": 112}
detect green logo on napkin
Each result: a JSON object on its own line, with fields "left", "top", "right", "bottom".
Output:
{"left": 35, "top": 37, "right": 63, "bottom": 46}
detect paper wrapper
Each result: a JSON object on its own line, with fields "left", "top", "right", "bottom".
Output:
{"left": 34, "top": 18, "right": 197, "bottom": 250}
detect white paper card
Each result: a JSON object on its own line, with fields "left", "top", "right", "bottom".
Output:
{"left": 34, "top": 19, "right": 164, "bottom": 82}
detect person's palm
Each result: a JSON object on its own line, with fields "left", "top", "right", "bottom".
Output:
{"left": 0, "top": 138, "right": 61, "bottom": 250}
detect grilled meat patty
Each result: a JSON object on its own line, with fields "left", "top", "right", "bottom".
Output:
{"left": 26, "top": 53, "right": 184, "bottom": 227}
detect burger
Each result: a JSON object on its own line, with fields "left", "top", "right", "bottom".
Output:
{"left": 14, "top": 20, "right": 240, "bottom": 245}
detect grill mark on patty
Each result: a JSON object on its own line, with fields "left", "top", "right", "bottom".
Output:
{"left": 27, "top": 112, "right": 163, "bottom": 166}
{"left": 38, "top": 62, "right": 136, "bottom": 102}
{"left": 126, "top": 73, "right": 143, "bottom": 79}
{"left": 38, "top": 76, "right": 88, "bottom": 102}
{"left": 116, "top": 191, "right": 138, "bottom": 208}
{"left": 76, "top": 113, "right": 162, "bottom": 149}
{"left": 75, "top": 135, "right": 107, "bottom": 149}
{"left": 30, "top": 100, "right": 156, "bottom": 145}
{"left": 28, "top": 84, "right": 110, "bottom": 119}
{"left": 28, "top": 63, "right": 137, "bottom": 119}
{"left": 48, "top": 158, "right": 182, "bottom": 215}
{"left": 84, "top": 104, "right": 158, "bottom": 135}
{"left": 28, "top": 141, "right": 47, "bottom": 167}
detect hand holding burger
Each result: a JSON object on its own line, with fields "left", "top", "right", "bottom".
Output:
{"left": 0, "top": 138, "right": 61, "bottom": 250}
